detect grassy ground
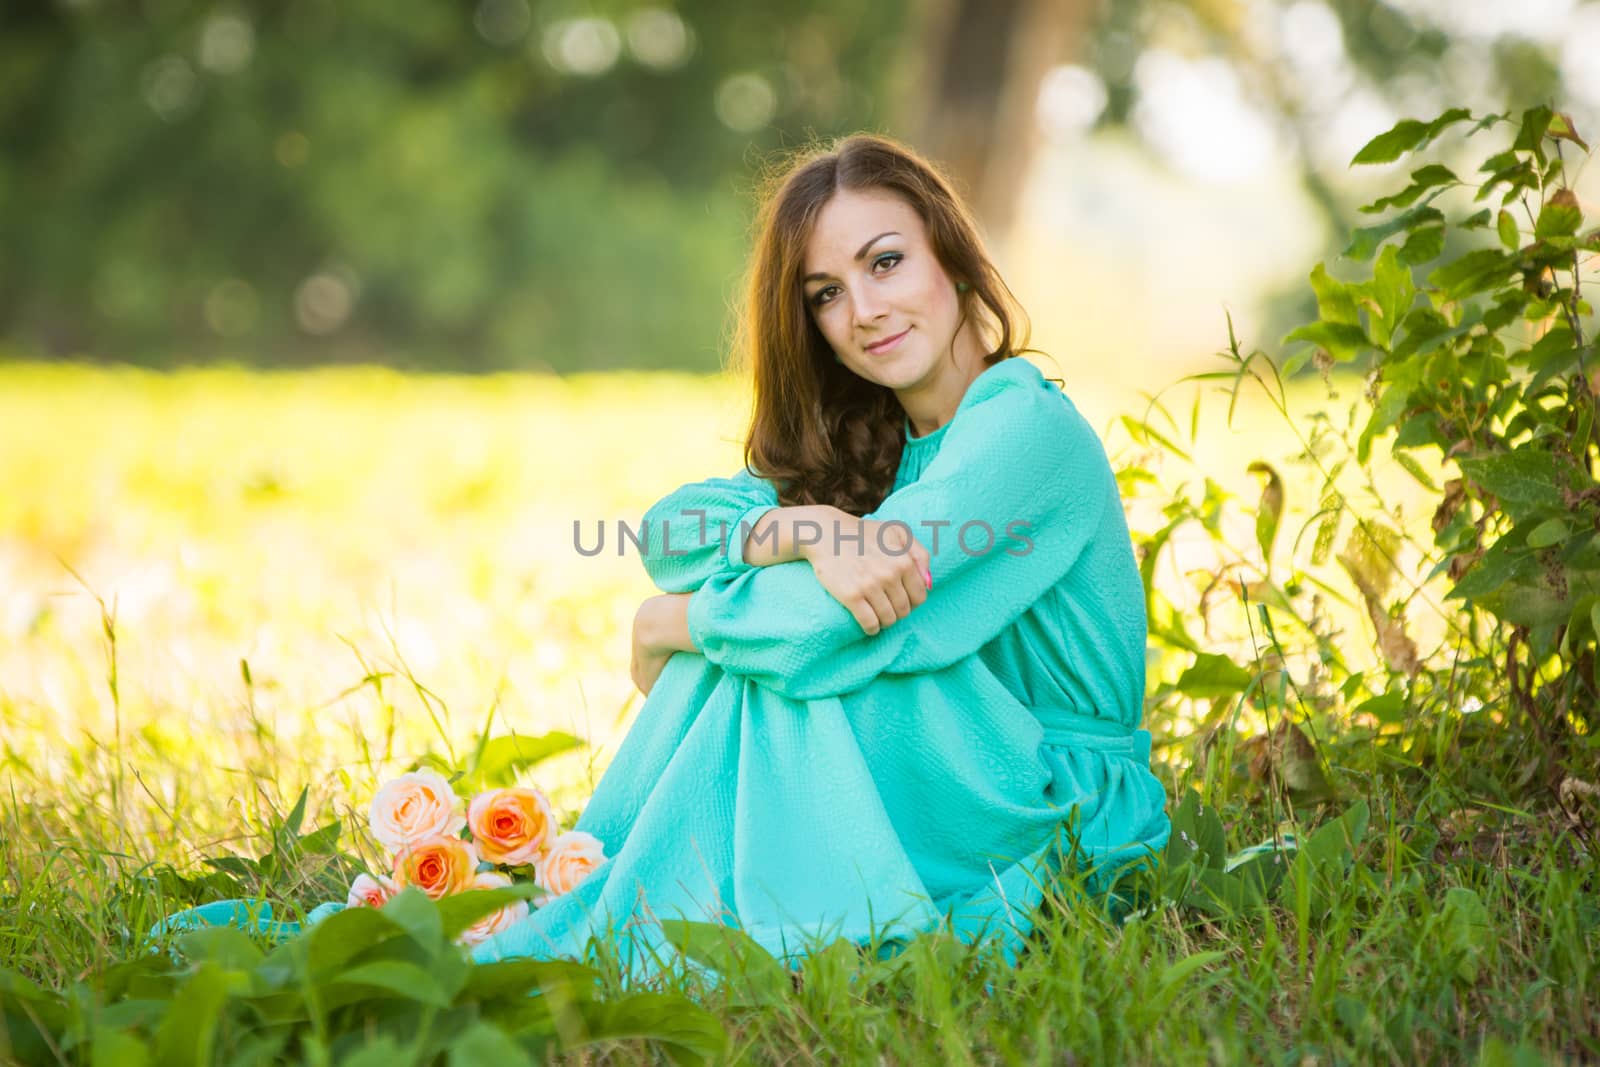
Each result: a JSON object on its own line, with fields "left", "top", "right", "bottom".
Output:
{"left": 1, "top": 363, "right": 1595, "bottom": 1064}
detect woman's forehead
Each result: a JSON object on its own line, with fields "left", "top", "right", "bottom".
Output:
{"left": 804, "top": 189, "right": 921, "bottom": 268}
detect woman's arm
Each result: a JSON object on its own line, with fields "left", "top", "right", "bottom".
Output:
{"left": 629, "top": 593, "right": 694, "bottom": 695}
{"left": 636, "top": 467, "right": 781, "bottom": 593}
{"left": 738, "top": 503, "right": 850, "bottom": 568}
{"left": 684, "top": 361, "right": 1114, "bottom": 701}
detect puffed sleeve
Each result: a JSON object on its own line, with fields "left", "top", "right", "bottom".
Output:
{"left": 637, "top": 466, "right": 782, "bottom": 593}
{"left": 685, "top": 360, "right": 1112, "bottom": 700}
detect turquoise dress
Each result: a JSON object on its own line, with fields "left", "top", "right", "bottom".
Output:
{"left": 468, "top": 356, "right": 1170, "bottom": 968}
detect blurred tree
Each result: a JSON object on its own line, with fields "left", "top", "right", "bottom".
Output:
{"left": 0, "top": 0, "right": 908, "bottom": 370}
{"left": 894, "top": 0, "right": 1587, "bottom": 346}
{"left": 0, "top": 0, "right": 1585, "bottom": 370}
{"left": 897, "top": 0, "right": 1097, "bottom": 245}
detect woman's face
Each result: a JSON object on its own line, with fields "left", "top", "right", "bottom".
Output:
{"left": 801, "top": 187, "right": 967, "bottom": 394}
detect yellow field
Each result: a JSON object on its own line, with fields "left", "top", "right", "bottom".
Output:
{"left": 0, "top": 360, "right": 1445, "bottom": 869}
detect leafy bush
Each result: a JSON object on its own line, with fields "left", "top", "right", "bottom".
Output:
{"left": 1126, "top": 104, "right": 1598, "bottom": 814}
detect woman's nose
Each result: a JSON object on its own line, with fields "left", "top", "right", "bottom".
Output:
{"left": 852, "top": 286, "right": 888, "bottom": 325}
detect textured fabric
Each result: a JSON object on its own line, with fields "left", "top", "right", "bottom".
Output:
{"left": 470, "top": 356, "right": 1170, "bottom": 970}
{"left": 148, "top": 357, "right": 1171, "bottom": 973}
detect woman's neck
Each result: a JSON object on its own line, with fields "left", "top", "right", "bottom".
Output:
{"left": 898, "top": 321, "right": 992, "bottom": 438}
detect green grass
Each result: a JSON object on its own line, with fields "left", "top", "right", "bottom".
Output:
{"left": 1, "top": 364, "right": 1595, "bottom": 1064}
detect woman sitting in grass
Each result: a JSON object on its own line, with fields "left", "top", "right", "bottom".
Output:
{"left": 466, "top": 132, "right": 1171, "bottom": 969}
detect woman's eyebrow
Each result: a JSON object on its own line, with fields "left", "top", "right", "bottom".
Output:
{"left": 803, "top": 231, "right": 901, "bottom": 283}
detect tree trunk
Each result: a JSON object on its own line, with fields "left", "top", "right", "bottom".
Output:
{"left": 894, "top": 0, "right": 1097, "bottom": 253}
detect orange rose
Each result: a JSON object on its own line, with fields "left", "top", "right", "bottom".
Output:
{"left": 369, "top": 770, "right": 466, "bottom": 852}
{"left": 392, "top": 834, "right": 479, "bottom": 900}
{"left": 467, "top": 787, "right": 556, "bottom": 866}
{"left": 454, "top": 871, "right": 531, "bottom": 946}
{"left": 346, "top": 872, "right": 398, "bottom": 908}
{"left": 535, "top": 831, "right": 606, "bottom": 897}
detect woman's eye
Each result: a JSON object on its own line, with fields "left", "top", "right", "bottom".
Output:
{"left": 810, "top": 285, "right": 839, "bottom": 308}
{"left": 873, "top": 252, "right": 902, "bottom": 272}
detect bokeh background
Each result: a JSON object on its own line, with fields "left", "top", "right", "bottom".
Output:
{"left": 7, "top": 0, "right": 1600, "bottom": 375}
{"left": 3, "top": 0, "right": 1600, "bottom": 842}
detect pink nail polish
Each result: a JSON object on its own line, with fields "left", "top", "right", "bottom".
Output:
{"left": 922, "top": 567, "right": 932, "bottom": 590}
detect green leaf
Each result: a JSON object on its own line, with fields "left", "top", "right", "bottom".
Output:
{"left": 306, "top": 904, "right": 403, "bottom": 978}
{"left": 1512, "top": 105, "right": 1554, "bottom": 156}
{"left": 155, "top": 961, "right": 229, "bottom": 1067}
{"left": 1449, "top": 539, "right": 1539, "bottom": 601}
{"left": 657, "top": 919, "right": 791, "bottom": 1008}
{"left": 1344, "top": 206, "right": 1444, "bottom": 261}
{"left": 1397, "top": 223, "right": 1445, "bottom": 266}
{"left": 1392, "top": 450, "right": 1437, "bottom": 491}
{"left": 379, "top": 887, "right": 445, "bottom": 954}
{"left": 1549, "top": 111, "right": 1590, "bottom": 151}
{"left": 298, "top": 820, "right": 342, "bottom": 856}
{"left": 1366, "top": 246, "right": 1416, "bottom": 345}
{"left": 461, "top": 960, "right": 601, "bottom": 1003}
{"left": 438, "top": 883, "right": 545, "bottom": 941}
{"left": 1247, "top": 461, "right": 1283, "bottom": 564}
{"left": 1427, "top": 248, "right": 1514, "bottom": 301}
{"left": 1526, "top": 517, "right": 1571, "bottom": 549}
{"left": 1355, "top": 691, "right": 1409, "bottom": 725}
{"left": 1497, "top": 209, "right": 1520, "bottom": 250}
{"left": 470, "top": 732, "right": 586, "bottom": 791}
{"left": 1282, "top": 321, "right": 1369, "bottom": 362}
{"left": 572, "top": 992, "right": 727, "bottom": 1065}
{"left": 1352, "top": 118, "right": 1429, "bottom": 165}
{"left": 1304, "top": 802, "right": 1369, "bottom": 871}
{"left": 282, "top": 787, "right": 309, "bottom": 839}
{"left": 1439, "top": 887, "right": 1491, "bottom": 983}
{"left": 1534, "top": 190, "right": 1583, "bottom": 240}
{"left": 1175, "top": 653, "right": 1254, "bottom": 699}
{"left": 1359, "top": 373, "right": 1417, "bottom": 462}
{"left": 1308, "top": 263, "right": 1359, "bottom": 325}
{"left": 335, "top": 1037, "right": 408, "bottom": 1067}
{"left": 92, "top": 1027, "right": 153, "bottom": 1067}
{"left": 1350, "top": 109, "right": 1471, "bottom": 165}
{"left": 330, "top": 961, "right": 454, "bottom": 1007}
{"left": 1458, "top": 450, "right": 1577, "bottom": 512}
{"left": 1359, "top": 164, "right": 1457, "bottom": 213}
{"left": 1157, "top": 950, "right": 1228, "bottom": 995}
{"left": 1168, "top": 790, "right": 1228, "bottom": 872}
{"left": 448, "top": 1023, "right": 536, "bottom": 1067}
{"left": 1183, "top": 867, "right": 1264, "bottom": 917}
{"left": 178, "top": 926, "right": 265, "bottom": 970}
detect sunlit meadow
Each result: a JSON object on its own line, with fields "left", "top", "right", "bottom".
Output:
{"left": 8, "top": 359, "right": 1591, "bottom": 1064}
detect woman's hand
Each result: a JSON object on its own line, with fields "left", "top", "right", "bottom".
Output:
{"left": 803, "top": 513, "right": 932, "bottom": 636}
{"left": 631, "top": 593, "right": 694, "bottom": 696}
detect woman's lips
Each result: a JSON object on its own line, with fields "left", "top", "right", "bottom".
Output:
{"left": 864, "top": 327, "right": 910, "bottom": 354}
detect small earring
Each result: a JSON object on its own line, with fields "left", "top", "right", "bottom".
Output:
{"left": 834, "top": 352, "right": 842, "bottom": 363}
{"left": 956, "top": 281, "right": 970, "bottom": 292}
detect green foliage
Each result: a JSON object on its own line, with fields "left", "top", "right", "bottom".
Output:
{"left": 1118, "top": 103, "right": 1596, "bottom": 828}
{"left": 1284, "top": 105, "right": 1599, "bottom": 778}
{"left": 0, "top": 1, "right": 909, "bottom": 370}
{"left": 0, "top": 888, "right": 725, "bottom": 1066}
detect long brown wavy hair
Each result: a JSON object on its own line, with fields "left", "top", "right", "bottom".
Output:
{"left": 731, "top": 132, "right": 1033, "bottom": 515}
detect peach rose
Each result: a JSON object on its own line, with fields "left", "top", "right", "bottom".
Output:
{"left": 535, "top": 831, "right": 606, "bottom": 897}
{"left": 369, "top": 770, "right": 466, "bottom": 852}
{"left": 392, "top": 834, "right": 479, "bottom": 900}
{"left": 454, "top": 870, "right": 532, "bottom": 946}
{"left": 347, "top": 872, "right": 398, "bottom": 909}
{"left": 467, "top": 787, "right": 556, "bottom": 866}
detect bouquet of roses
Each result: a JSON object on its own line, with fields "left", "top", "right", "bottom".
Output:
{"left": 345, "top": 769, "right": 606, "bottom": 946}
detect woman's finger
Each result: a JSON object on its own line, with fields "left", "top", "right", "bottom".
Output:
{"left": 863, "top": 588, "right": 899, "bottom": 631}
{"left": 883, "top": 577, "right": 912, "bottom": 621}
{"left": 850, "top": 597, "right": 881, "bottom": 635}
{"left": 900, "top": 565, "right": 928, "bottom": 610}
